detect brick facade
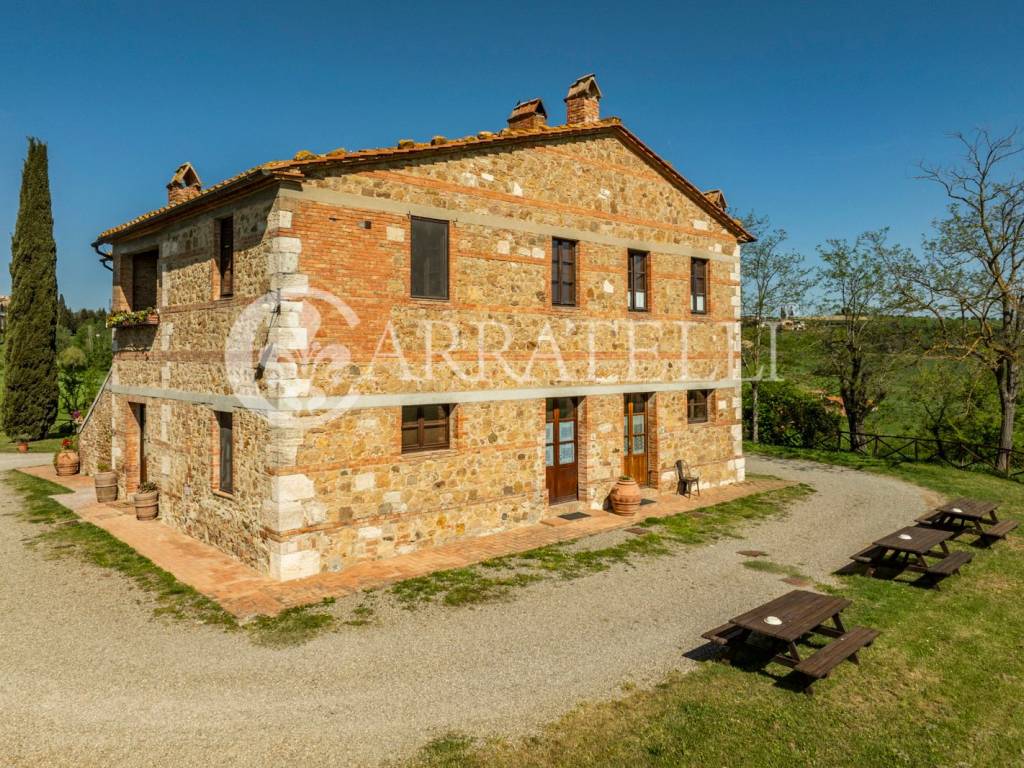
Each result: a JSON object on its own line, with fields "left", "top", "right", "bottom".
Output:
{"left": 88, "top": 77, "right": 751, "bottom": 580}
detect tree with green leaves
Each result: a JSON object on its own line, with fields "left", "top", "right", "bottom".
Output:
{"left": 3, "top": 138, "right": 59, "bottom": 441}
{"left": 815, "top": 229, "right": 907, "bottom": 450}
{"left": 739, "top": 211, "right": 811, "bottom": 442}
{"left": 889, "top": 128, "right": 1024, "bottom": 472}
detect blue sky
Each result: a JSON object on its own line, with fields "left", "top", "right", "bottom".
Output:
{"left": 2, "top": 0, "right": 1022, "bottom": 309}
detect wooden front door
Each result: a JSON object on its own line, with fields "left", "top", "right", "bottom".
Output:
{"left": 623, "top": 393, "right": 649, "bottom": 485}
{"left": 545, "top": 397, "right": 579, "bottom": 504}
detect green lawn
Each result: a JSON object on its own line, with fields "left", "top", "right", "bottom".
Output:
{"left": 404, "top": 448, "right": 1024, "bottom": 768}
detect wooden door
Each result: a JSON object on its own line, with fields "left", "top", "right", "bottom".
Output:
{"left": 545, "top": 397, "right": 579, "bottom": 504}
{"left": 133, "top": 403, "right": 147, "bottom": 484}
{"left": 623, "top": 393, "right": 649, "bottom": 485}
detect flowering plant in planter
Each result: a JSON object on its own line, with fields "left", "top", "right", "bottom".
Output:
{"left": 106, "top": 308, "right": 158, "bottom": 328}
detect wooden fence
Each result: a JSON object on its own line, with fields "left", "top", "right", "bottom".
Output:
{"left": 766, "top": 430, "right": 1024, "bottom": 481}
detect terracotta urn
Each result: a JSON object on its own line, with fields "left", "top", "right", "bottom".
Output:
{"left": 16, "top": 441, "right": 29, "bottom": 454}
{"left": 133, "top": 486, "right": 159, "bottom": 521}
{"left": 94, "top": 470, "right": 118, "bottom": 502}
{"left": 610, "top": 476, "right": 642, "bottom": 516}
{"left": 55, "top": 450, "right": 81, "bottom": 476}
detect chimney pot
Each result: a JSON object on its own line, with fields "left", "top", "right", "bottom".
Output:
{"left": 564, "top": 74, "right": 602, "bottom": 125}
{"left": 507, "top": 98, "right": 547, "bottom": 132}
{"left": 166, "top": 162, "right": 202, "bottom": 205}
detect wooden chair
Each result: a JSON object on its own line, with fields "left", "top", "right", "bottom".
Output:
{"left": 676, "top": 460, "right": 701, "bottom": 498}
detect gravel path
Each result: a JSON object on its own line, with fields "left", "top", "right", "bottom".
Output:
{"left": 0, "top": 454, "right": 936, "bottom": 767}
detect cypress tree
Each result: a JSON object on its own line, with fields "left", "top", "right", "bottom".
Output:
{"left": 3, "top": 138, "right": 59, "bottom": 440}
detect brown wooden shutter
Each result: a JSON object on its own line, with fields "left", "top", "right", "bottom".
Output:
{"left": 219, "top": 217, "right": 234, "bottom": 297}
{"left": 218, "top": 411, "right": 233, "bottom": 493}
{"left": 411, "top": 217, "right": 449, "bottom": 299}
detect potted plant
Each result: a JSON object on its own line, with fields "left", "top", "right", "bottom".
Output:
{"left": 94, "top": 462, "right": 118, "bottom": 502}
{"left": 54, "top": 437, "right": 81, "bottom": 476}
{"left": 133, "top": 481, "right": 160, "bottom": 521}
{"left": 609, "top": 475, "right": 642, "bottom": 516}
{"left": 15, "top": 434, "right": 31, "bottom": 453}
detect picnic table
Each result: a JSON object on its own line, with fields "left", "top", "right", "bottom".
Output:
{"left": 917, "top": 497, "right": 1019, "bottom": 544}
{"left": 851, "top": 525, "right": 972, "bottom": 587}
{"left": 702, "top": 590, "right": 879, "bottom": 694}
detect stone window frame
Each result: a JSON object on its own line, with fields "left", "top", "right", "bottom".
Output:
{"left": 690, "top": 257, "right": 709, "bottom": 315}
{"left": 686, "top": 388, "right": 713, "bottom": 425}
{"left": 211, "top": 409, "right": 235, "bottom": 497}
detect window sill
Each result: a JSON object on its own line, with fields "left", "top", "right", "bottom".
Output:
{"left": 410, "top": 295, "right": 450, "bottom": 303}
{"left": 400, "top": 447, "right": 457, "bottom": 461}
{"left": 212, "top": 488, "right": 236, "bottom": 500}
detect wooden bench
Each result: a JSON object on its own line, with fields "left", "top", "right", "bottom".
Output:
{"left": 794, "top": 626, "right": 880, "bottom": 690}
{"left": 924, "top": 550, "right": 972, "bottom": 588}
{"left": 915, "top": 511, "right": 943, "bottom": 526}
{"left": 850, "top": 545, "right": 886, "bottom": 564}
{"left": 978, "top": 519, "right": 1019, "bottom": 544}
{"left": 701, "top": 622, "right": 746, "bottom": 646}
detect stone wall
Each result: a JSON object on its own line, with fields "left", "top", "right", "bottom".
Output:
{"left": 78, "top": 383, "right": 112, "bottom": 476}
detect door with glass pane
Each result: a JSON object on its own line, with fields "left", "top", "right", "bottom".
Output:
{"left": 545, "top": 397, "right": 579, "bottom": 504}
{"left": 623, "top": 393, "right": 649, "bottom": 485}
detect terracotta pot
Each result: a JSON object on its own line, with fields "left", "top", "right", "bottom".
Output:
{"left": 134, "top": 490, "right": 159, "bottom": 521}
{"left": 16, "top": 441, "right": 29, "bottom": 454}
{"left": 94, "top": 471, "right": 118, "bottom": 502}
{"left": 610, "top": 477, "right": 642, "bottom": 516}
{"left": 55, "top": 450, "right": 81, "bottom": 476}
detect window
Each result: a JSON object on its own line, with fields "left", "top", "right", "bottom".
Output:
{"left": 401, "top": 404, "right": 451, "bottom": 452}
{"left": 551, "top": 238, "right": 577, "bottom": 306}
{"left": 687, "top": 390, "right": 711, "bottom": 424}
{"left": 691, "top": 258, "right": 708, "bottom": 314}
{"left": 130, "top": 251, "right": 159, "bottom": 310}
{"left": 216, "top": 411, "right": 233, "bottom": 494}
{"left": 218, "top": 217, "right": 234, "bottom": 298}
{"left": 627, "top": 250, "right": 648, "bottom": 311}
{"left": 411, "top": 217, "right": 448, "bottom": 299}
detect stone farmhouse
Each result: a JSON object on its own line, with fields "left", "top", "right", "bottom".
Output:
{"left": 80, "top": 75, "right": 754, "bottom": 581}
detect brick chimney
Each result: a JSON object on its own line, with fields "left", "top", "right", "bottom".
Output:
{"left": 166, "top": 162, "right": 202, "bottom": 205}
{"left": 507, "top": 98, "right": 547, "bottom": 131}
{"left": 564, "top": 74, "right": 602, "bottom": 125}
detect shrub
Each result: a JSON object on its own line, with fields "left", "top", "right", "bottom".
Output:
{"left": 743, "top": 380, "right": 840, "bottom": 448}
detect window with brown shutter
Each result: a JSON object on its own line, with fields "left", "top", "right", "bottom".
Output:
{"left": 130, "top": 251, "right": 159, "bottom": 310}
{"left": 690, "top": 258, "right": 708, "bottom": 314}
{"left": 551, "top": 238, "right": 577, "bottom": 306}
{"left": 628, "top": 250, "right": 648, "bottom": 311}
{"left": 687, "top": 389, "right": 711, "bottom": 423}
{"left": 218, "top": 217, "right": 234, "bottom": 298}
{"left": 401, "top": 404, "right": 452, "bottom": 452}
{"left": 410, "top": 217, "right": 449, "bottom": 299}
{"left": 216, "top": 411, "right": 233, "bottom": 493}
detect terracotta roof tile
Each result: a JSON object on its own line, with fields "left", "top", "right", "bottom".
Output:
{"left": 95, "top": 118, "right": 754, "bottom": 243}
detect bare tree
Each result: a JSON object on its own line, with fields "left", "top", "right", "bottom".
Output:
{"left": 739, "top": 211, "right": 811, "bottom": 442}
{"left": 890, "top": 129, "right": 1024, "bottom": 471}
{"left": 816, "top": 230, "right": 907, "bottom": 450}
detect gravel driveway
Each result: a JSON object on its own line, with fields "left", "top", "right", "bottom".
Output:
{"left": 0, "top": 454, "right": 935, "bottom": 767}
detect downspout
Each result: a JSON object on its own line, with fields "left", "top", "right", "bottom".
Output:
{"left": 93, "top": 241, "right": 113, "bottom": 271}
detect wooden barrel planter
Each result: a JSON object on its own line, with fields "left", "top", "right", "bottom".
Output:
{"left": 55, "top": 450, "right": 81, "bottom": 476}
{"left": 133, "top": 488, "right": 159, "bottom": 521}
{"left": 94, "top": 471, "right": 118, "bottom": 502}
{"left": 609, "top": 476, "right": 642, "bottom": 516}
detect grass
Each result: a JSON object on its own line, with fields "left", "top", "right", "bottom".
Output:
{"left": 390, "top": 483, "right": 813, "bottom": 609}
{"left": 401, "top": 451, "right": 1024, "bottom": 767}
{"left": 5, "top": 470, "right": 346, "bottom": 647}
{"left": 7, "top": 470, "right": 237, "bottom": 629}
